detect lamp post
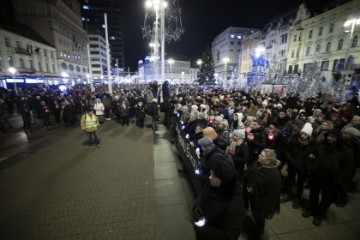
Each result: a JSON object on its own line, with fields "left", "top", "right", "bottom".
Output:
{"left": 8, "top": 67, "right": 17, "bottom": 94}
{"left": 344, "top": 16, "right": 360, "bottom": 39}
{"left": 145, "top": 0, "right": 167, "bottom": 102}
{"left": 149, "top": 41, "right": 160, "bottom": 81}
{"left": 168, "top": 58, "right": 174, "bottom": 82}
{"left": 197, "top": 59, "right": 202, "bottom": 82}
{"left": 223, "top": 57, "right": 229, "bottom": 87}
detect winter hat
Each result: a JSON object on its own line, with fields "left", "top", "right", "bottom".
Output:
{"left": 265, "top": 109, "right": 272, "bottom": 116}
{"left": 344, "top": 127, "right": 360, "bottom": 138}
{"left": 352, "top": 115, "right": 360, "bottom": 122}
{"left": 215, "top": 115, "right": 224, "bottom": 122}
{"left": 234, "top": 129, "right": 246, "bottom": 139}
{"left": 220, "top": 119, "right": 229, "bottom": 127}
{"left": 198, "top": 112, "right": 206, "bottom": 119}
{"left": 301, "top": 122, "right": 313, "bottom": 136}
{"left": 299, "top": 111, "right": 307, "bottom": 117}
{"left": 235, "top": 112, "right": 244, "bottom": 121}
{"left": 262, "top": 99, "right": 268, "bottom": 107}
{"left": 191, "top": 105, "right": 198, "bottom": 111}
{"left": 198, "top": 136, "right": 214, "bottom": 148}
{"left": 211, "top": 160, "right": 236, "bottom": 182}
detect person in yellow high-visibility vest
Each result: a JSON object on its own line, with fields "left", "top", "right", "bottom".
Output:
{"left": 81, "top": 108, "right": 100, "bottom": 147}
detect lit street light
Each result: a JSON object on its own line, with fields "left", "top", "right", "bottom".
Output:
{"left": 223, "top": 57, "right": 229, "bottom": 86}
{"left": 8, "top": 67, "right": 18, "bottom": 94}
{"left": 344, "top": 16, "right": 360, "bottom": 39}
{"left": 168, "top": 58, "right": 174, "bottom": 82}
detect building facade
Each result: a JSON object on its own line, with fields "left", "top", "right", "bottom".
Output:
{"left": 259, "top": 6, "right": 300, "bottom": 82}
{"left": 240, "top": 31, "right": 261, "bottom": 83}
{"left": 80, "top": 0, "right": 124, "bottom": 69}
{"left": 211, "top": 26, "right": 257, "bottom": 85}
{"left": 138, "top": 58, "right": 193, "bottom": 84}
{"left": 0, "top": 22, "right": 58, "bottom": 88}
{"left": 88, "top": 34, "right": 108, "bottom": 80}
{"left": 287, "top": 1, "right": 360, "bottom": 86}
{"left": 12, "top": 0, "right": 89, "bottom": 83}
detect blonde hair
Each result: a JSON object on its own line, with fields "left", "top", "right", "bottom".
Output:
{"left": 203, "top": 127, "right": 218, "bottom": 140}
{"left": 262, "top": 148, "right": 277, "bottom": 165}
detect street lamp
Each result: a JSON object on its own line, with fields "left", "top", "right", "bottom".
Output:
{"left": 145, "top": 0, "right": 167, "bottom": 103}
{"left": 8, "top": 67, "right": 18, "bottom": 94}
{"left": 197, "top": 59, "right": 203, "bottom": 81}
{"left": 223, "top": 57, "right": 229, "bottom": 86}
{"left": 61, "top": 72, "right": 69, "bottom": 81}
{"left": 168, "top": 58, "right": 174, "bottom": 82}
{"left": 344, "top": 16, "right": 360, "bottom": 39}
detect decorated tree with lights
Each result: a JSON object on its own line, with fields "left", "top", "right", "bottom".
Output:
{"left": 287, "top": 60, "right": 329, "bottom": 100}
{"left": 198, "top": 44, "right": 216, "bottom": 85}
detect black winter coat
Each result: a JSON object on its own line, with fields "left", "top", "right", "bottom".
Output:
{"left": 285, "top": 134, "right": 314, "bottom": 173}
{"left": 194, "top": 180, "right": 245, "bottom": 240}
{"left": 243, "top": 162, "right": 281, "bottom": 219}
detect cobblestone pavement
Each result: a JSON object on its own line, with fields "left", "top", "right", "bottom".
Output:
{"left": 0, "top": 118, "right": 155, "bottom": 240}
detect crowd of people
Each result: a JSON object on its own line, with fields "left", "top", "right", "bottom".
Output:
{"left": 162, "top": 86, "right": 360, "bottom": 239}
{"left": 1, "top": 82, "right": 360, "bottom": 239}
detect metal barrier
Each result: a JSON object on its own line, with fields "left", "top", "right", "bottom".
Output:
{"left": 173, "top": 117, "right": 203, "bottom": 194}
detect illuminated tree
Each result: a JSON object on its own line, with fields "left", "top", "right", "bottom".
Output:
{"left": 198, "top": 44, "right": 215, "bottom": 85}
{"left": 288, "top": 60, "right": 329, "bottom": 100}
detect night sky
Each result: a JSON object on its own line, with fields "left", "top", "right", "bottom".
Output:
{"left": 122, "top": 0, "right": 336, "bottom": 71}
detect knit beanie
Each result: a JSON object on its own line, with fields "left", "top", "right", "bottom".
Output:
{"left": 344, "top": 127, "right": 360, "bottom": 138}
{"left": 301, "top": 122, "right": 313, "bottom": 136}
{"left": 220, "top": 119, "right": 229, "bottom": 127}
{"left": 215, "top": 115, "right": 224, "bottom": 122}
{"left": 198, "top": 136, "right": 214, "bottom": 148}
{"left": 211, "top": 161, "right": 235, "bottom": 182}
{"left": 234, "top": 129, "right": 246, "bottom": 139}
{"left": 352, "top": 115, "right": 360, "bottom": 122}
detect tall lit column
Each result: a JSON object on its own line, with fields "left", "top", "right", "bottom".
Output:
{"left": 145, "top": 0, "right": 167, "bottom": 102}
{"left": 168, "top": 58, "right": 174, "bottom": 82}
{"left": 8, "top": 67, "right": 17, "bottom": 94}
{"left": 104, "top": 13, "right": 112, "bottom": 94}
{"left": 223, "top": 57, "right": 229, "bottom": 87}
{"left": 344, "top": 16, "right": 360, "bottom": 39}
{"left": 86, "top": 44, "right": 94, "bottom": 93}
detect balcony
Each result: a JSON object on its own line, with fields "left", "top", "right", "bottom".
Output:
{"left": 17, "top": 67, "right": 36, "bottom": 74}
{"left": 15, "top": 47, "right": 32, "bottom": 56}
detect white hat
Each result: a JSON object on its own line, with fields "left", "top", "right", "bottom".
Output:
{"left": 215, "top": 115, "right": 224, "bottom": 122}
{"left": 234, "top": 129, "right": 246, "bottom": 139}
{"left": 301, "top": 122, "right": 313, "bottom": 136}
{"left": 191, "top": 105, "right": 198, "bottom": 111}
{"left": 220, "top": 119, "right": 228, "bottom": 127}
